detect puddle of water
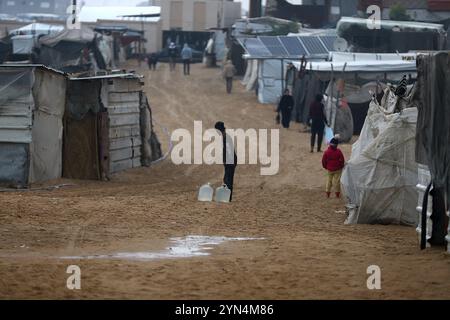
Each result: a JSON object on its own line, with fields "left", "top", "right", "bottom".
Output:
{"left": 61, "top": 235, "right": 264, "bottom": 261}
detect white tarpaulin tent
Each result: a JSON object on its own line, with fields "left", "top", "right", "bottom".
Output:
{"left": 341, "top": 91, "right": 419, "bottom": 226}
{"left": 291, "top": 52, "right": 418, "bottom": 142}
{"left": 292, "top": 57, "right": 416, "bottom": 74}
{"left": 9, "top": 23, "right": 64, "bottom": 36}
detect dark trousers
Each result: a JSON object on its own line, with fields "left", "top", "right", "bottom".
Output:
{"left": 148, "top": 62, "right": 156, "bottom": 70}
{"left": 226, "top": 77, "right": 233, "bottom": 94}
{"left": 183, "top": 59, "right": 190, "bottom": 75}
{"left": 169, "top": 57, "right": 176, "bottom": 71}
{"left": 224, "top": 165, "right": 236, "bottom": 201}
{"left": 311, "top": 120, "right": 325, "bottom": 151}
{"left": 281, "top": 110, "right": 292, "bottom": 128}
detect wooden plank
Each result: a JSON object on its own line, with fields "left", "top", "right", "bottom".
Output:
{"left": 109, "top": 125, "right": 140, "bottom": 139}
{"left": 107, "top": 105, "right": 140, "bottom": 114}
{"left": 109, "top": 114, "right": 140, "bottom": 127}
{"left": 0, "top": 128, "right": 32, "bottom": 143}
{"left": 107, "top": 78, "right": 142, "bottom": 93}
{"left": 110, "top": 136, "right": 142, "bottom": 151}
{"left": 108, "top": 92, "right": 140, "bottom": 104}
{"left": 110, "top": 159, "right": 133, "bottom": 173}
{"left": 109, "top": 146, "right": 142, "bottom": 162}
{"left": 110, "top": 148, "right": 133, "bottom": 162}
{"left": 132, "top": 157, "right": 142, "bottom": 168}
{"left": 0, "top": 115, "right": 32, "bottom": 127}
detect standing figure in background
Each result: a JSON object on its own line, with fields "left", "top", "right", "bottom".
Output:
{"left": 222, "top": 60, "right": 236, "bottom": 94}
{"left": 285, "top": 62, "right": 296, "bottom": 93}
{"left": 147, "top": 52, "right": 158, "bottom": 70}
{"left": 277, "top": 89, "right": 294, "bottom": 129}
{"left": 309, "top": 94, "right": 328, "bottom": 153}
{"left": 322, "top": 138, "right": 345, "bottom": 198}
{"left": 181, "top": 43, "right": 193, "bottom": 75}
{"left": 168, "top": 42, "right": 177, "bottom": 71}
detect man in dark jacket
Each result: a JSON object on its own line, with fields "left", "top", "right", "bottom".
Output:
{"left": 309, "top": 94, "right": 328, "bottom": 153}
{"left": 277, "top": 89, "right": 294, "bottom": 129}
{"left": 215, "top": 121, "right": 237, "bottom": 202}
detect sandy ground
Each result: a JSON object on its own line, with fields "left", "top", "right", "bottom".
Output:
{"left": 0, "top": 62, "right": 448, "bottom": 300}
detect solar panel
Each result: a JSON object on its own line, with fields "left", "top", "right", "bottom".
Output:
{"left": 259, "top": 36, "right": 288, "bottom": 56}
{"left": 298, "top": 36, "right": 327, "bottom": 55}
{"left": 279, "top": 36, "right": 308, "bottom": 57}
{"left": 241, "top": 38, "right": 271, "bottom": 57}
{"left": 319, "top": 35, "right": 337, "bottom": 52}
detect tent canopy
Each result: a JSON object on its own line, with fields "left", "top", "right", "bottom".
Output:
{"left": 39, "top": 28, "right": 96, "bottom": 47}
{"left": 337, "top": 17, "right": 445, "bottom": 34}
{"left": 9, "top": 23, "right": 64, "bottom": 36}
{"left": 79, "top": 6, "right": 160, "bottom": 23}
{"left": 292, "top": 59, "right": 417, "bottom": 73}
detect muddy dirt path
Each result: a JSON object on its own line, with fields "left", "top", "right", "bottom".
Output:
{"left": 0, "top": 63, "right": 448, "bottom": 299}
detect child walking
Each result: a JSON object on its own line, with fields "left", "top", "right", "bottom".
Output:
{"left": 322, "top": 138, "right": 345, "bottom": 198}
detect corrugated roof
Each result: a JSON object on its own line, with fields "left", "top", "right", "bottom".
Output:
{"left": 79, "top": 6, "right": 161, "bottom": 23}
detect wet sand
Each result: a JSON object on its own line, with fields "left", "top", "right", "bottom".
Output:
{"left": 0, "top": 63, "right": 448, "bottom": 299}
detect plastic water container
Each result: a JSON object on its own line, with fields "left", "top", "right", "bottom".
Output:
{"left": 215, "top": 184, "right": 231, "bottom": 203}
{"left": 198, "top": 183, "right": 214, "bottom": 202}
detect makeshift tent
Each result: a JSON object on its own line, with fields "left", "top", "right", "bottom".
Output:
{"left": 64, "top": 73, "right": 161, "bottom": 180}
{"left": 0, "top": 40, "right": 10, "bottom": 63}
{"left": 414, "top": 51, "right": 450, "bottom": 249}
{"left": 292, "top": 53, "right": 417, "bottom": 140}
{"left": 9, "top": 23, "right": 64, "bottom": 37}
{"left": 38, "top": 27, "right": 110, "bottom": 72}
{"left": 0, "top": 65, "right": 66, "bottom": 187}
{"left": 239, "top": 34, "right": 336, "bottom": 104}
{"left": 341, "top": 89, "right": 419, "bottom": 226}
{"left": 337, "top": 17, "right": 447, "bottom": 53}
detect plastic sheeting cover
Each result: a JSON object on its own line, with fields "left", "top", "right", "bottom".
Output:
{"left": 415, "top": 52, "right": 450, "bottom": 205}
{"left": 342, "top": 96, "right": 419, "bottom": 226}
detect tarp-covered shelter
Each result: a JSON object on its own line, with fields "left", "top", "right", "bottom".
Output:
{"left": 63, "top": 73, "right": 161, "bottom": 181}
{"left": 0, "top": 65, "right": 66, "bottom": 187}
{"left": 337, "top": 17, "right": 447, "bottom": 53}
{"left": 341, "top": 89, "right": 419, "bottom": 226}
{"left": 413, "top": 51, "right": 450, "bottom": 249}
{"left": 292, "top": 52, "right": 417, "bottom": 141}
{"left": 239, "top": 34, "right": 336, "bottom": 104}
{"left": 38, "top": 27, "right": 110, "bottom": 72}
{"left": 9, "top": 23, "right": 64, "bottom": 36}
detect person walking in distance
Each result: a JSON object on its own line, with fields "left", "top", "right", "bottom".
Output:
{"left": 181, "top": 43, "right": 193, "bottom": 75}
{"left": 309, "top": 94, "right": 328, "bottom": 153}
{"left": 215, "top": 121, "right": 237, "bottom": 202}
{"left": 322, "top": 138, "right": 345, "bottom": 198}
{"left": 168, "top": 42, "right": 177, "bottom": 72}
{"left": 277, "top": 89, "right": 294, "bottom": 129}
{"left": 222, "top": 60, "right": 236, "bottom": 94}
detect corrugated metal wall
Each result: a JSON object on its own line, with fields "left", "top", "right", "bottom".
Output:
{"left": 0, "top": 69, "right": 33, "bottom": 186}
{"left": 106, "top": 78, "right": 143, "bottom": 174}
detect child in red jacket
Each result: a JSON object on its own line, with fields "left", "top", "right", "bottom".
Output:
{"left": 322, "top": 138, "right": 345, "bottom": 198}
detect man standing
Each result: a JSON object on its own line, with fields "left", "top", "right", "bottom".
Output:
{"left": 181, "top": 43, "right": 193, "bottom": 75}
{"left": 222, "top": 60, "right": 236, "bottom": 94}
{"left": 309, "top": 94, "right": 328, "bottom": 153}
{"left": 215, "top": 121, "right": 237, "bottom": 202}
{"left": 277, "top": 89, "right": 294, "bottom": 129}
{"left": 168, "top": 42, "right": 177, "bottom": 71}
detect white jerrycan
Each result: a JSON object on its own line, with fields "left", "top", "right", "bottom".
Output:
{"left": 198, "top": 183, "right": 214, "bottom": 202}
{"left": 215, "top": 184, "right": 231, "bottom": 203}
